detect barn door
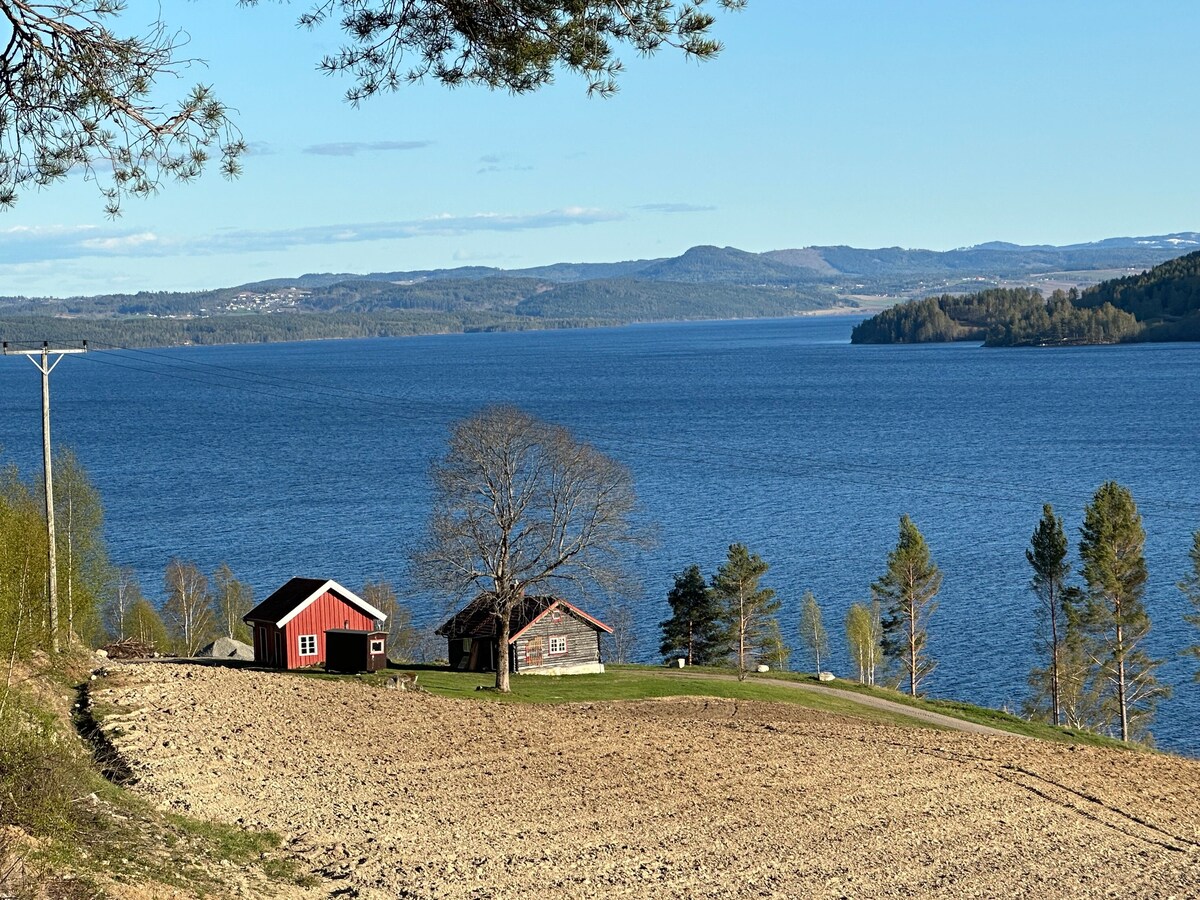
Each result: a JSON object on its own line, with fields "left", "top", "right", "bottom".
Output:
{"left": 525, "top": 636, "right": 544, "bottom": 668}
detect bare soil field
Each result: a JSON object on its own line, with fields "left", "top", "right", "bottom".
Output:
{"left": 96, "top": 663, "right": 1200, "bottom": 900}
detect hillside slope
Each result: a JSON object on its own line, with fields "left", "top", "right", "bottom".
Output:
{"left": 100, "top": 663, "right": 1200, "bottom": 900}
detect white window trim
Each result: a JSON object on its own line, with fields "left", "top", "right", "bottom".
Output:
{"left": 370, "top": 640, "right": 385, "bottom": 654}
{"left": 548, "top": 635, "right": 568, "bottom": 656}
{"left": 298, "top": 634, "right": 318, "bottom": 656}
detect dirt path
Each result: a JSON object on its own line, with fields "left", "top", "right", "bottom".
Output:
{"left": 97, "top": 663, "right": 1200, "bottom": 900}
{"left": 675, "top": 670, "right": 1018, "bottom": 738}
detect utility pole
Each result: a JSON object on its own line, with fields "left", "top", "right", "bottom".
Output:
{"left": 3, "top": 340, "right": 87, "bottom": 652}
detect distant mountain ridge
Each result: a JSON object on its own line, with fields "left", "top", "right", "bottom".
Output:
{"left": 1, "top": 233, "right": 1196, "bottom": 349}
{"left": 237, "top": 233, "right": 1199, "bottom": 294}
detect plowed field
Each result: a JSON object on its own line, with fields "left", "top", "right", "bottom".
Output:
{"left": 97, "top": 663, "right": 1200, "bottom": 899}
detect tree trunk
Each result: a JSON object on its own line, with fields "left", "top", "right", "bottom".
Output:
{"left": 1049, "top": 585, "right": 1061, "bottom": 727}
{"left": 496, "top": 614, "right": 512, "bottom": 692}
{"left": 737, "top": 590, "right": 747, "bottom": 681}
{"left": 907, "top": 587, "right": 918, "bottom": 696}
{"left": 1115, "top": 621, "right": 1128, "bottom": 741}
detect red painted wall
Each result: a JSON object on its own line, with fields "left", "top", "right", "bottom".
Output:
{"left": 282, "top": 591, "right": 375, "bottom": 669}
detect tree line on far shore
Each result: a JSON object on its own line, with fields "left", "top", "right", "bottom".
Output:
{"left": 659, "top": 481, "right": 1199, "bottom": 744}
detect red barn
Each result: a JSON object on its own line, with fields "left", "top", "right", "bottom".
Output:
{"left": 243, "top": 577, "right": 387, "bottom": 670}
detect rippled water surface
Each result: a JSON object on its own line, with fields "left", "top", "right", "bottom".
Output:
{"left": 2, "top": 317, "right": 1198, "bottom": 750}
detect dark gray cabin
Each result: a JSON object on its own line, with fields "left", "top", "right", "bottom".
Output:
{"left": 436, "top": 595, "right": 612, "bottom": 675}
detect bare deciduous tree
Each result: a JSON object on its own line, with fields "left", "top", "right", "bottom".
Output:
{"left": 416, "top": 405, "right": 644, "bottom": 692}
{"left": 163, "top": 558, "right": 213, "bottom": 657}
{"left": 213, "top": 563, "right": 253, "bottom": 643}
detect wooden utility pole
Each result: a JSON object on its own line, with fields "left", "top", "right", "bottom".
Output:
{"left": 3, "top": 341, "right": 87, "bottom": 653}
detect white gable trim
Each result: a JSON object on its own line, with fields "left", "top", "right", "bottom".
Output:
{"left": 276, "top": 579, "right": 387, "bottom": 628}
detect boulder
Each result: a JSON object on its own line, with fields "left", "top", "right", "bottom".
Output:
{"left": 197, "top": 637, "right": 254, "bottom": 661}
{"left": 818, "top": 671, "right": 835, "bottom": 682}
{"left": 756, "top": 664, "right": 770, "bottom": 673}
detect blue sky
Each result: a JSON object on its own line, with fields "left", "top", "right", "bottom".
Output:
{"left": 4, "top": 1, "right": 1199, "bottom": 296}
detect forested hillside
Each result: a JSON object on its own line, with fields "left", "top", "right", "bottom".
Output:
{"left": 2, "top": 237, "right": 1196, "bottom": 349}
{"left": 851, "top": 251, "right": 1200, "bottom": 346}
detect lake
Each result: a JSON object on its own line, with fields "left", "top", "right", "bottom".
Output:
{"left": 2, "top": 316, "right": 1198, "bottom": 751}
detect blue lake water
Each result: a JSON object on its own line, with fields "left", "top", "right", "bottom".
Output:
{"left": 2, "top": 316, "right": 1198, "bottom": 751}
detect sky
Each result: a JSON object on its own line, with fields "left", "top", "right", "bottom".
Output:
{"left": 3, "top": 1, "right": 1200, "bottom": 297}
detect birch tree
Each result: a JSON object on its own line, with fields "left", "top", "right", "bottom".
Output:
{"left": 845, "top": 600, "right": 882, "bottom": 685}
{"left": 798, "top": 590, "right": 829, "bottom": 674}
{"left": 163, "top": 559, "right": 213, "bottom": 657}
{"left": 103, "top": 566, "right": 142, "bottom": 641}
{"left": 416, "top": 406, "right": 643, "bottom": 692}
{"left": 873, "top": 515, "right": 942, "bottom": 696}
{"left": 212, "top": 563, "right": 253, "bottom": 643}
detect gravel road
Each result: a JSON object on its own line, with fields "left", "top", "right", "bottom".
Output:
{"left": 97, "top": 663, "right": 1200, "bottom": 900}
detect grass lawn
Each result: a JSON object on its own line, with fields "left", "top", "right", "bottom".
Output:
{"left": 336, "top": 663, "right": 1135, "bottom": 750}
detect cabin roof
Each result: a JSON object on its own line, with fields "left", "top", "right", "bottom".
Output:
{"left": 243, "top": 577, "right": 387, "bottom": 628}
{"left": 435, "top": 594, "right": 612, "bottom": 642}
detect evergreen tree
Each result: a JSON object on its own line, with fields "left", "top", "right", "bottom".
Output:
{"left": 1078, "top": 482, "right": 1169, "bottom": 742}
{"left": 712, "top": 544, "right": 780, "bottom": 680}
{"left": 797, "top": 590, "right": 829, "bottom": 674}
{"left": 845, "top": 600, "right": 882, "bottom": 685}
{"left": 873, "top": 515, "right": 943, "bottom": 696}
{"left": 1182, "top": 530, "right": 1200, "bottom": 680}
{"left": 1026, "top": 503, "right": 1071, "bottom": 725}
{"left": 659, "top": 564, "right": 727, "bottom": 665}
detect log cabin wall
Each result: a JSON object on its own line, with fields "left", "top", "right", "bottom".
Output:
{"left": 513, "top": 610, "right": 602, "bottom": 672}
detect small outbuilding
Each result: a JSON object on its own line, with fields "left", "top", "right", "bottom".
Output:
{"left": 436, "top": 594, "right": 612, "bottom": 676}
{"left": 325, "top": 628, "right": 389, "bottom": 673}
{"left": 243, "top": 577, "right": 387, "bottom": 670}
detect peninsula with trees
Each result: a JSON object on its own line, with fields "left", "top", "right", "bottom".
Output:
{"left": 851, "top": 248, "right": 1200, "bottom": 346}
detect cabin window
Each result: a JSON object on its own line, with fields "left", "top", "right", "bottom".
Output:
{"left": 298, "top": 634, "right": 318, "bottom": 656}
{"left": 370, "top": 639, "right": 385, "bottom": 654}
{"left": 548, "top": 635, "right": 568, "bottom": 656}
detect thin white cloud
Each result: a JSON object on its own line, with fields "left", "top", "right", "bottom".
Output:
{"left": 637, "top": 202, "right": 717, "bottom": 214}
{"left": 303, "top": 140, "right": 432, "bottom": 156}
{"left": 1, "top": 208, "right": 626, "bottom": 263}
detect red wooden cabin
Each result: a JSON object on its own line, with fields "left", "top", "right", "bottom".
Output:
{"left": 243, "top": 577, "right": 387, "bottom": 670}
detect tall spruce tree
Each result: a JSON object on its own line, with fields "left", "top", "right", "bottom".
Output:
{"left": 873, "top": 515, "right": 942, "bottom": 696}
{"left": 659, "top": 564, "right": 726, "bottom": 665}
{"left": 1026, "top": 503, "right": 1071, "bottom": 725}
{"left": 798, "top": 590, "right": 829, "bottom": 674}
{"left": 712, "top": 544, "right": 779, "bottom": 681}
{"left": 1182, "top": 530, "right": 1200, "bottom": 680}
{"left": 1078, "top": 481, "right": 1169, "bottom": 742}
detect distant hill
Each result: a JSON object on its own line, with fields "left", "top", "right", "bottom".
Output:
{"left": 2, "top": 234, "right": 1197, "bottom": 349}
{"left": 850, "top": 249, "right": 1200, "bottom": 346}
{"left": 216, "top": 233, "right": 1198, "bottom": 295}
